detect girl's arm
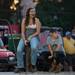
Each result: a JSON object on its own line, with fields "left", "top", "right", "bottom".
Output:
{"left": 21, "top": 18, "right": 26, "bottom": 41}
{"left": 31, "top": 18, "right": 41, "bottom": 37}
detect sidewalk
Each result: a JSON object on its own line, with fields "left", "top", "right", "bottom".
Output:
{"left": 24, "top": 72, "right": 75, "bottom": 75}
{"left": 0, "top": 72, "right": 75, "bottom": 75}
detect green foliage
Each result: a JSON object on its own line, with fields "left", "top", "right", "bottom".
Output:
{"left": 36, "top": 0, "right": 75, "bottom": 31}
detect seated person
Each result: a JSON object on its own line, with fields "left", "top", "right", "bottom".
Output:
{"left": 63, "top": 31, "right": 75, "bottom": 71}
{"left": 15, "top": 8, "right": 41, "bottom": 73}
{"left": 47, "top": 29, "right": 66, "bottom": 72}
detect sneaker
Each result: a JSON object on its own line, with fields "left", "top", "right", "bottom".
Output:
{"left": 14, "top": 68, "right": 25, "bottom": 73}
{"left": 49, "top": 61, "right": 57, "bottom": 72}
{"left": 31, "top": 65, "right": 37, "bottom": 72}
{"left": 54, "top": 64, "right": 63, "bottom": 73}
{"left": 49, "top": 64, "right": 57, "bottom": 72}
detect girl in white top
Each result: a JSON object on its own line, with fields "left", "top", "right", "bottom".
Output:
{"left": 15, "top": 8, "right": 41, "bottom": 72}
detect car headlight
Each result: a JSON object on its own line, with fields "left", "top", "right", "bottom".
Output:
{"left": 9, "top": 57, "right": 15, "bottom": 61}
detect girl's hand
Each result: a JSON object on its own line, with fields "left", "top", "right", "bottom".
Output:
{"left": 28, "top": 35, "right": 33, "bottom": 41}
{"left": 25, "top": 40, "right": 28, "bottom": 46}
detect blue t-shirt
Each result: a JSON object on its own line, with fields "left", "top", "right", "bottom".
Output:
{"left": 47, "top": 35, "right": 64, "bottom": 52}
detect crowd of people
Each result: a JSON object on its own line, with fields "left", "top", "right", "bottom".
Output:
{"left": 0, "top": 6, "right": 74, "bottom": 73}
{"left": 0, "top": 0, "right": 74, "bottom": 73}
{"left": 13, "top": 7, "right": 75, "bottom": 73}
{"left": 0, "top": 3, "right": 74, "bottom": 72}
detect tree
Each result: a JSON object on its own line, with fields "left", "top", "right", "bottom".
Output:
{"left": 36, "top": 0, "right": 75, "bottom": 31}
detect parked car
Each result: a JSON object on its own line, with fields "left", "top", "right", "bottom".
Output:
{"left": 0, "top": 49, "right": 16, "bottom": 66}
{"left": 0, "top": 19, "right": 16, "bottom": 70}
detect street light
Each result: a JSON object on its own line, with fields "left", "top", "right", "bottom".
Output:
{"left": 10, "top": 4, "right": 17, "bottom": 11}
{"left": 14, "top": 6, "right": 17, "bottom": 11}
{"left": 14, "top": 0, "right": 19, "bottom": 5}
{"left": 10, "top": 0, "right": 20, "bottom": 11}
{"left": 10, "top": 6, "right": 13, "bottom": 10}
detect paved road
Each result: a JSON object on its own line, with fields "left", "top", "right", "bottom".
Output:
{"left": 0, "top": 72, "right": 75, "bottom": 75}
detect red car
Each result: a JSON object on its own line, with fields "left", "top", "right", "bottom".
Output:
{"left": 0, "top": 49, "right": 16, "bottom": 70}
{"left": 0, "top": 19, "right": 16, "bottom": 71}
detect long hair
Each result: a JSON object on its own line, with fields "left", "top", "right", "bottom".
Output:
{"left": 25, "top": 8, "right": 36, "bottom": 26}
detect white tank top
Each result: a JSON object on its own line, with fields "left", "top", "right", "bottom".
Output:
{"left": 27, "top": 24, "right": 37, "bottom": 29}
{"left": 26, "top": 24, "right": 37, "bottom": 37}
